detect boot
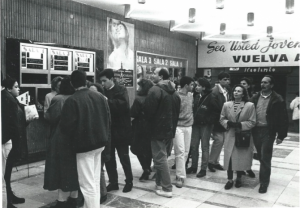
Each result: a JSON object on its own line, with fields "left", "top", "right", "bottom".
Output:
{"left": 8, "top": 190, "right": 25, "bottom": 204}
{"left": 7, "top": 203, "right": 17, "bottom": 208}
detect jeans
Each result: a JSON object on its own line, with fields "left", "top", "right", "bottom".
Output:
{"left": 2, "top": 140, "right": 11, "bottom": 208}
{"left": 173, "top": 126, "right": 192, "bottom": 178}
{"left": 191, "top": 124, "right": 213, "bottom": 170}
{"left": 151, "top": 140, "right": 172, "bottom": 192}
{"left": 105, "top": 145, "right": 133, "bottom": 184}
{"left": 252, "top": 126, "right": 274, "bottom": 186}
{"left": 227, "top": 158, "right": 243, "bottom": 180}
{"left": 209, "top": 131, "right": 225, "bottom": 165}
{"left": 76, "top": 147, "right": 104, "bottom": 208}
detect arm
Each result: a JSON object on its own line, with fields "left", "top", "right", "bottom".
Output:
{"left": 44, "top": 97, "right": 63, "bottom": 124}
{"left": 240, "top": 104, "right": 256, "bottom": 131}
{"left": 290, "top": 99, "right": 295, "bottom": 110}
{"left": 144, "top": 86, "right": 160, "bottom": 120}
{"left": 130, "top": 99, "right": 141, "bottom": 118}
{"left": 44, "top": 94, "right": 51, "bottom": 115}
{"left": 107, "top": 86, "right": 130, "bottom": 116}
{"left": 277, "top": 101, "right": 289, "bottom": 140}
{"left": 59, "top": 99, "right": 78, "bottom": 137}
{"left": 219, "top": 104, "right": 229, "bottom": 130}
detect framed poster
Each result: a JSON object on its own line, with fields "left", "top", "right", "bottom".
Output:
{"left": 107, "top": 18, "right": 134, "bottom": 87}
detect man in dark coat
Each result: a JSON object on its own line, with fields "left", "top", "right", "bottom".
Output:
{"left": 250, "top": 75, "right": 288, "bottom": 194}
{"left": 208, "top": 71, "right": 231, "bottom": 172}
{"left": 99, "top": 69, "right": 133, "bottom": 193}
{"left": 144, "top": 67, "right": 181, "bottom": 198}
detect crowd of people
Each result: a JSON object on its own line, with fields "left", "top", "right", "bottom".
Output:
{"left": 1, "top": 68, "right": 292, "bottom": 208}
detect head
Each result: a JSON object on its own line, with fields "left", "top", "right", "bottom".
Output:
{"left": 138, "top": 79, "right": 154, "bottom": 96}
{"left": 151, "top": 67, "right": 169, "bottom": 84}
{"left": 137, "top": 65, "right": 143, "bottom": 79}
{"left": 99, "top": 69, "right": 115, "bottom": 90}
{"left": 117, "top": 22, "right": 130, "bottom": 46}
{"left": 71, "top": 70, "right": 86, "bottom": 89}
{"left": 218, "top": 72, "right": 230, "bottom": 88}
{"left": 89, "top": 83, "right": 104, "bottom": 94}
{"left": 231, "top": 84, "right": 249, "bottom": 102}
{"left": 108, "top": 18, "right": 120, "bottom": 41}
{"left": 261, "top": 75, "right": 274, "bottom": 93}
{"left": 59, "top": 76, "right": 75, "bottom": 95}
{"left": 3, "top": 77, "right": 20, "bottom": 97}
{"left": 179, "top": 76, "right": 194, "bottom": 92}
{"left": 240, "top": 77, "right": 251, "bottom": 89}
{"left": 51, "top": 76, "right": 62, "bottom": 93}
{"left": 195, "top": 78, "right": 211, "bottom": 94}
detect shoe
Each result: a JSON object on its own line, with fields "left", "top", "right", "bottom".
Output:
{"left": 247, "top": 170, "right": 256, "bottom": 178}
{"left": 208, "top": 163, "right": 216, "bottom": 172}
{"left": 50, "top": 201, "right": 67, "bottom": 208}
{"left": 214, "top": 164, "right": 224, "bottom": 170}
{"left": 66, "top": 197, "right": 77, "bottom": 208}
{"left": 156, "top": 190, "right": 172, "bottom": 198}
{"left": 139, "top": 170, "right": 151, "bottom": 182}
{"left": 253, "top": 153, "right": 260, "bottom": 161}
{"left": 240, "top": 171, "right": 246, "bottom": 176}
{"left": 235, "top": 179, "right": 242, "bottom": 188}
{"left": 225, "top": 181, "right": 234, "bottom": 190}
{"left": 259, "top": 184, "right": 268, "bottom": 194}
{"left": 123, "top": 182, "right": 133, "bottom": 193}
{"left": 175, "top": 177, "right": 184, "bottom": 188}
{"left": 196, "top": 170, "right": 206, "bottom": 178}
{"left": 100, "top": 194, "right": 107, "bottom": 204}
{"left": 106, "top": 183, "right": 119, "bottom": 192}
{"left": 8, "top": 191, "right": 25, "bottom": 204}
{"left": 7, "top": 203, "right": 17, "bottom": 208}
{"left": 171, "top": 164, "right": 176, "bottom": 169}
{"left": 155, "top": 184, "right": 162, "bottom": 190}
{"left": 186, "top": 167, "right": 197, "bottom": 174}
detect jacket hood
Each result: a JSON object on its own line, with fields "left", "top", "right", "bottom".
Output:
{"left": 157, "top": 80, "right": 176, "bottom": 95}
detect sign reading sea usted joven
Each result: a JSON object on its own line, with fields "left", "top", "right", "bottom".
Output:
{"left": 198, "top": 38, "right": 300, "bottom": 68}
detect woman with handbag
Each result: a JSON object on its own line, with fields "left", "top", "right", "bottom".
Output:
{"left": 220, "top": 84, "right": 256, "bottom": 190}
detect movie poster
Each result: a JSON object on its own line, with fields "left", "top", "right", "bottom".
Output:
{"left": 107, "top": 18, "right": 134, "bottom": 87}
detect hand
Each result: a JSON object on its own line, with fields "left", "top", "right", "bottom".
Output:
{"left": 276, "top": 138, "right": 283, "bottom": 145}
{"left": 227, "top": 121, "right": 235, "bottom": 128}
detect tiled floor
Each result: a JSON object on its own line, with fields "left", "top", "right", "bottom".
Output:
{"left": 7, "top": 133, "right": 300, "bottom": 208}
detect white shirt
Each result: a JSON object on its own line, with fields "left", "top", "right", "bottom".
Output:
{"left": 218, "top": 84, "right": 229, "bottom": 102}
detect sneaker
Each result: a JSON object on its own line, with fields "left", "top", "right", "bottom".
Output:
{"left": 100, "top": 195, "right": 107, "bottom": 204}
{"left": 224, "top": 181, "right": 234, "bottom": 190}
{"left": 214, "top": 164, "right": 224, "bottom": 170}
{"left": 175, "top": 177, "right": 184, "bottom": 188}
{"left": 106, "top": 183, "right": 119, "bottom": 192}
{"left": 156, "top": 190, "right": 172, "bottom": 198}
{"left": 155, "top": 184, "right": 162, "bottom": 190}
{"left": 9, "top": 191, "right": 25, "bottom": 204}
{"left": 196, "top": 170, "right": 206, "bottom": 178}
{"left": 123, "top": 182, "right": 133, "bottom": 193}
{"left": 186, "top": 167, "right": 197, "bottom": 174}
{"left": 208, "top": 163, "right": 216, "bottom": 172}
{"left": 247, "top": 170, "right": 256, "bottom": 178}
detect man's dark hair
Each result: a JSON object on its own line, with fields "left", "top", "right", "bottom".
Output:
{"left": 51, "top": 76, "right": 63, "bottom": 91}
{"left": 89, "top": 83, "right": 104, "bottom": 94}
{"left": 2, "top": 77, "right": 17, "bottom": 89}
{"left": 218, "top": 71, "right": 230, "bottom": 80}
{"left": 138, "top": 79, "right": 153, "bottom": 96}
{"left": 99, "top": 69, "right": 114, "bottom": 79}
{"left": 60, "top": 76, "right": 75, "bottom": 95}
{"left": 263, "top": 75, "right": 274, "bottom": 85}
{"left": 231, "top": 84, "right": 249, "bottom": 102}
{"left": 240, "top": 77, "right": 251, "bottom": 85}
{"left": 71, "top": 70, "right": 86, "bottom": 88}
{"left": 158, "top": 68, "right": 169, "bottom": 80}
{"left": 197, "top": 78, "right": 211, "bottom": 93}
{"left": 180, "top": 76, "right": 194, "bottom": 88}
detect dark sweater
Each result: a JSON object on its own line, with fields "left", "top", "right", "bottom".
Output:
{"left": 60, "top": 88, "right": 111, "bottom": 153}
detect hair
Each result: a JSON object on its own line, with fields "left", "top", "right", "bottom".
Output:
{"left": 138, "top": 79, "right": 154, "bottom": 96}
{"left": 240, "top": 77, "right": 251, "bottom": 85}
{"left": 197, "top": 78, "right": 211, "bottom": 93}
{"left": 158, "top": 68, "right": 169, "bottom": 80}
{"left": 99, "top": 69, "right": 115, "bottom": 79}
{"left": 179, "top": 76, "right": 194, "bottom": 88}
{"left": 89, "top": 83, "right": 104, "bottom": 94}
{"left": 2, "top": 77, "right": 17, "bottom": 89}
{"left": 263, "top": 75, "right": 274, "bottom": 85}
{"left": 71, "top": 70, "right": 86, "bottom": 88}
{"left": 231, "top": 84, "right": 249, "bottom": 102}
{"left": 60, "top": 76, "right": 75, "bottom": 95}
{"left": 51, "top": 76, "right": 62, "bottom": 91}
{"left": 119, "top": 22, "right": 130, "bottom": 48}
{"left": 218, "top": 71, "right": 230, "bottom": 80}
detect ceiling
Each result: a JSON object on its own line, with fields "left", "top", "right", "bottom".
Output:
{"left": 72, "top": 0, "right": 300, "bottom": 40}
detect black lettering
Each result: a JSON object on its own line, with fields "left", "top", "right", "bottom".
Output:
{"left": 242, "top": 55, "right": 251, "bottom": 63}
{"left": 278, "top": 54, "right": 288, "bottom": 62}
{"left": 261, "top": 43, "right": 272, "bottom": 53}
{"left": 253, "top": 55, "right": 260, "bottom": 62}
{"left": 295, "top": 54, "right": 300, "bottom": 61}
{"left": 207, "top": 41, "right": 217, "bottom": 54}
{"left": 269, "top": 54, "right": 278, "bottom": 62}
{"left": 261, "top": 55, "right": 269, "bottom": 62}
{"left": 233, "top": 56, "right": 241, "bottom": 63}
{"left": 279, "top": 40, "right": 287, "bottom": 48}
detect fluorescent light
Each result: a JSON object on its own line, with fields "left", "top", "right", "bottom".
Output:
{"left": 189, "top": 8, "right": 196, "bottom": 23}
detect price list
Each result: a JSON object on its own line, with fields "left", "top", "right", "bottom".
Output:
{"left": 50, "top": 49, "right": 72, "bottom": 71}
{"left": 21, "top": 46, "right": 47, "bottom": 70}
{"left": 74, "top": 52, "right": 94, "bottom": 72}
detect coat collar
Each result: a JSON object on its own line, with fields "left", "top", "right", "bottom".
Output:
{"left": 227, "top": 101, "right": 245, "bottom": 122}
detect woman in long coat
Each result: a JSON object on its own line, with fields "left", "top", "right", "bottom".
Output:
{"left": 43, "top": 77, "right": 79, "bottom": 208}
{"left": 130, "top": 79, "right": 153, "bottom": 181}
{"left": 220, "top": 84, "right": 256, "bottom": 190}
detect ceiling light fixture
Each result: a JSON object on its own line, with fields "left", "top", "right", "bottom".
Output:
{"left": 124, "top": 4, "right": 132, "bottom": 19}
{"left": 138, "top": 0, "right": 145, "bottom": 4}
{"left": 216, "top": 0, "right": 224, "bottom": 9}
{"left": 189, "top": 8, "right": 196, "bottom": 23}
{"left": 286, "top": 0, "right": 294, "bottom": 14}
{"left": 220, "top": 23, "right": 226, "bottom": 35}
{"left": 242, "top": 34, "right": 247, "bottom": 40}
{"left": 199, "top": 32, "right": 205, "bottom": 41}
{"left": 247, "top": 12, "right": 254, "bottom": 26}
{"left": 169, "top": 20, "right": 175, "bottom": 31}
{"left": 267, "top": 26, "right": 273, "bottom": 37}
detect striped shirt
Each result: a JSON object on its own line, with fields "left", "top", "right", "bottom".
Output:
{"left": 233, "top": 101, "right": 241, "bottom": 113}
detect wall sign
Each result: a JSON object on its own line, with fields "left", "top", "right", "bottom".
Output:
{"left": 198, "top": 38, "right": 300, "bottom": 67}
{"left": 228, "top": 67, "right": 292, "bottom": 74}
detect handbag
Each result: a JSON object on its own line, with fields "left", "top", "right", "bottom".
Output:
{"left": 234, "top": 106, "right": 251, "bottom": 148}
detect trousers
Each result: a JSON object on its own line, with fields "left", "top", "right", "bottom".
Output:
{"left": 209, "top": 131, "right": 225, "bottom": 165}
